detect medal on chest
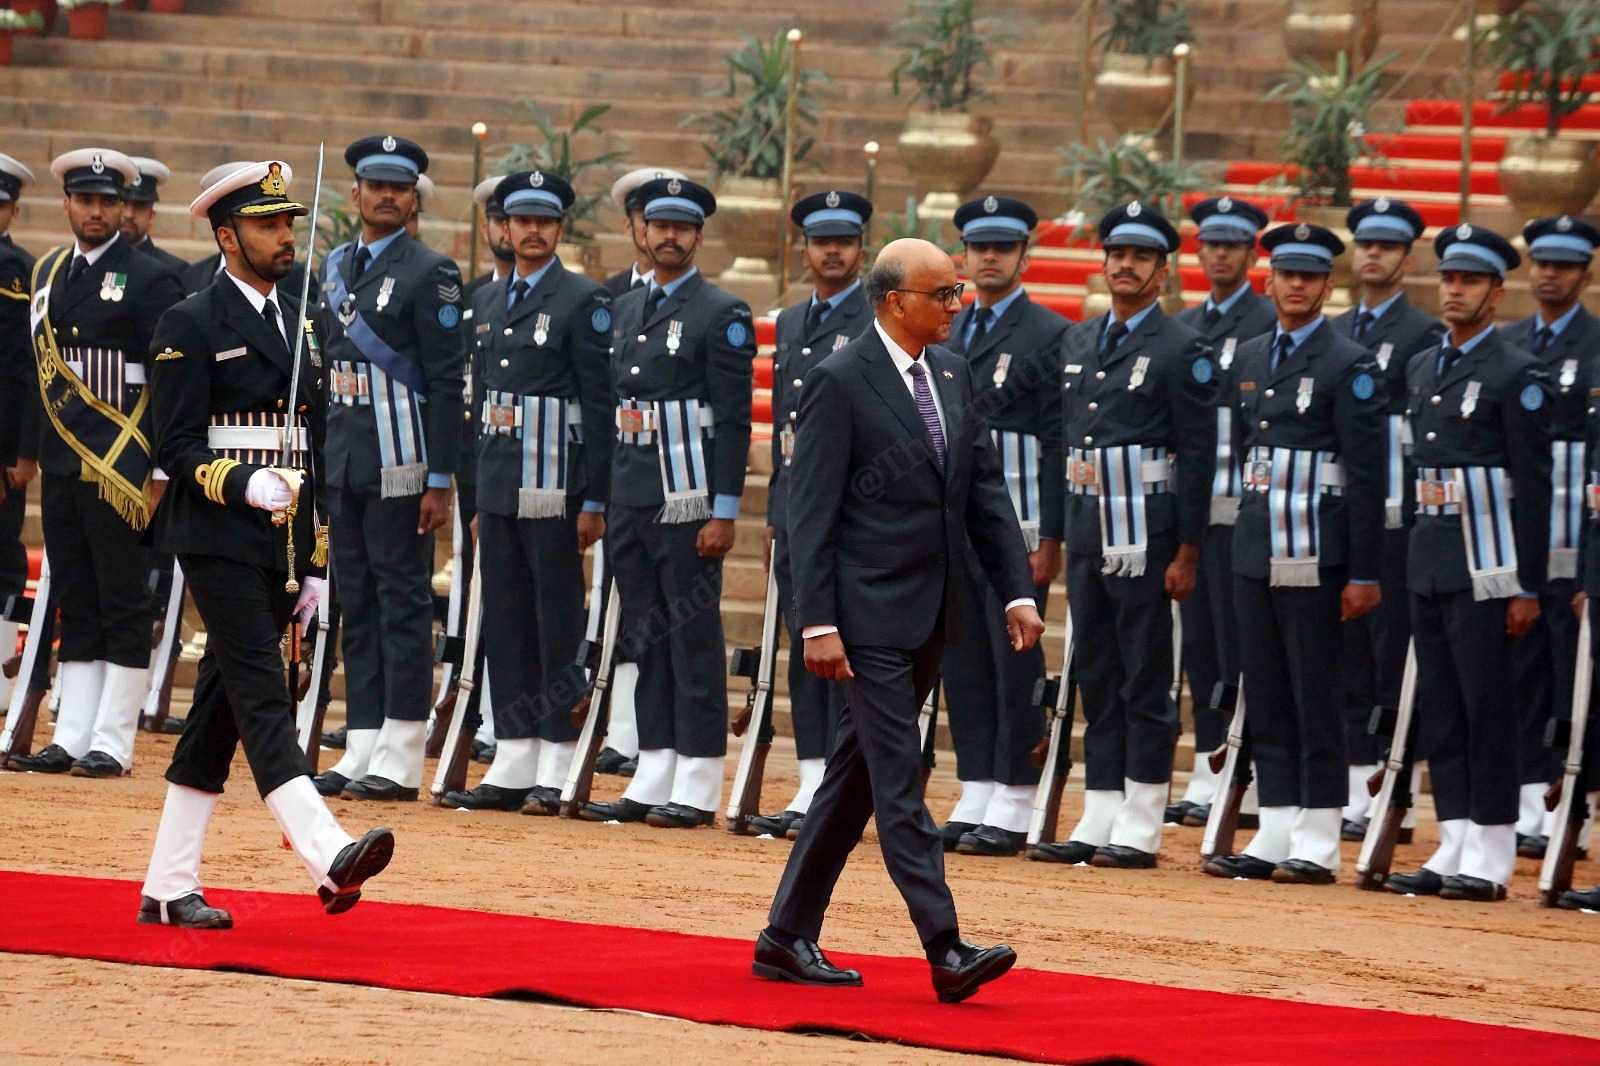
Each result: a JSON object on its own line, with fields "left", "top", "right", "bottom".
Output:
{"left": 1460, "top": 380, "right": 1481, "bottom": 418}
{"left": 99, "top": 272, "right": 126, "bottom": 302}
{"left": 533, "top": 312, "right": 551, "bottom": 347}
{"left": 832, "top": 333, "right": 849, "bottom": 352}
{"left": 375, "top": 275, "right": 395, "bottom": 312}
{"left": 1220, "top": 337, "right": 1236, "bottom": 371}
{"left": 1560, "top": 358, "right": 1577, "bottom": 392}
{"left": 304, "top": 320, "right": 322, "bottom": 368}
{"left": 1376, "top": 342, "right": 1394, "bottom": 372}
{"left": 666, "top": 319, "right": 683, "bottom": 354}
{"left": 1296, "top": 376, "right": 1314, "bottom": 415}
{"left": 992, "top": 352, "right": 1012, "bottom": 388}
{"left": 1127, "top": 355, "right": 1150, "bottom": 391}
{"left": 780, "top": 420, "right": 796, "bottom": 465}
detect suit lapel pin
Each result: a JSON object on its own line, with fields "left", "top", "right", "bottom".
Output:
{"left": 941, "top": 369, "right": 953, "bottom": 379}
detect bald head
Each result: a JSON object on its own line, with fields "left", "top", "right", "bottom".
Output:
{"left": 868, "top": 238, "right": 960, "bottom": 352}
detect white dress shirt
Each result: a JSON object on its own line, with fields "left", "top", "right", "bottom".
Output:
{"left": 72, "top": 230, "right": 119, "bottom": 269}
{"left": 225, "top": 267, "right": 287, "bottom": 347}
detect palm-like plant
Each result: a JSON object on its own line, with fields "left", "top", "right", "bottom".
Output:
{"left": 315, "top": 183, "right": 362, "bottom": 261}
{"left": 1096, "top": 0, "right": 1193, "bottom": 62}
{"left": 1484, "top": 0, "right": 1600, "bottom": 139}
{"left": 1268, "top": 50, "right": 1393, "bottom": 206}
{"left": 497, "top": 103, "right": 628, "bottom": 242}
{"left": 1059, "top": 137, "right": 1209, "bottom": 220}
{"left": 686, "top": 31, "right": 825, "bottom": 181}
{"left": 890, "top": 0, "right": 1018, "bottom": 112}
{"left": 875, "top": 196, "right": 961, "bottom": 254}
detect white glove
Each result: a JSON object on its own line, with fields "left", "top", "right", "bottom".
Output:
{"left": 245, "top": 468, "right": 293, "bottom": 512}
{"left": 293, "top": 576, "right": 325, "bottom": 634}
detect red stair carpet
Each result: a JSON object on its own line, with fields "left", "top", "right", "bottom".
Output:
{"left": 0, "top": 870, "right": 1592, "bottom": 1066}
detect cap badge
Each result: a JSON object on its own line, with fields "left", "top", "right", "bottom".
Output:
{"left": 90, "top": 153, "right": 105, "bottom": 174}
{"left": 530, "top": 171, "right": 544, "bottom": 188}
{"left": 825, "top": 190, "right": 840, "bottom": 208}
{"left": 1126, "top": 201, "right": 1142, "bottom": 218}
{"left": 1374, "top": 197, "right": 1390, "bottom": 212}
{"left": 1217, "top": 196, "right": 1233, "bottom": 212}
{"left": 1456, "top": 223, "right": 1473, "bottom": 239}
{"left": 666, "top": 178, "right": 682, "bottom": 195}
{"left": 983, "top": 195, "right": 998, "bottom": 213}
{"left": 1558, "top": 215, "right": 1573, "bottom": 232}
{"left": 259, "top": 163, "right": 287, "bottom": 197}
{"left": 381, "top": 135, "right": 397, "bottom": 152}
{"left": 1294, "top": 223, "right": 1310, "bottom": 240}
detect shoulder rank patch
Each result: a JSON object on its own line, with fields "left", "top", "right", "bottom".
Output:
{"left": 1520, "top": 383, "right": 1545, "bottom": 411}
{"left": 155, "top": 347, "right": 184, "bottom": 361}
{"left": 726, "top": 320, "right": 749, "bottom": 348}
{"left": 1351, "top": 372, "right": 1375, "bottom": 400}
{"left": 437, "top": 304, "right": 461, "bottom": 329}
{"left": 592, "top": 306, "right": 612, "bottom": 334}
{"left": 1191, "top": 356, "right": 1214, "bottom": 384}
{"left": 436, "top": 282, "right": 462, "bottom": 304}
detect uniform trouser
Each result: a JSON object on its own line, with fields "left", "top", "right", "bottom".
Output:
{"left": 606, "top": 502, "right": 727, "bottom": 758}
{"left": 940, "top": 560, "right": 1047, "bottom": 787}
{"left": 1066, "top": 534, "right": 1178, "bottom": 790}
{"left": 1510, "top": 580, "right": 1577, "bottom": 786}
{"left": 1233, "top": 569, "right": 1348, "bottom": 809}
{"left": 1341, "top": 527, "right": 1411, "bottom": 764}
{"left": 326, "top": 485, "right": 433, "bottom": 725}
{"left": 1180, "top": 522, "right": 1236, "bottom": 754}
{"left": 1411, "top": 590, "right": 1519, "bottom": 825}
{"left": 768, "top": 635, "right": 956, "bottom": 949}
{"left": 0, "top": 478, "right": 26, "bottom": 601}
{"left": 165, "top": 554, "right": 311, "bottom": 798}
{"left": 769, "top": 522, "right": 841, "bottom": 760}
{"left": 41, "top": 474, "right": 151, "bottom": 667}
{"left": 479, "top": 509, "right": 584, "bottom": 743}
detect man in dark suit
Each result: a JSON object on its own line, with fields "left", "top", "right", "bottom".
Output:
{"left": 1168, "top": 196, "right": 1276, "bottom": 826}
{"left": 755, "top": 238, "right": 1044, "bottom": 1003}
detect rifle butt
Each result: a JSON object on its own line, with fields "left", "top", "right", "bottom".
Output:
{"left": 726, "top": 741, "right": 771, "bottom": 836}
{"left": 1354, "top": 817, "right": 1400, "bottom": 891}
{"left": 303, "top": 700, "right": 329, "bottom": 772}
{"left": 2, "top": 689, "right": 44, "bottom": 763}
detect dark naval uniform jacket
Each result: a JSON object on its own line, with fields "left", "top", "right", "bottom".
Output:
{"left": 181, "top": 250, "right": 309, "bottom": 302}
{"left": 0, "top": 233, "right": 33, "bottom": 471}
{"left": 136, "top": 237, "right": 189, "bottom": 279}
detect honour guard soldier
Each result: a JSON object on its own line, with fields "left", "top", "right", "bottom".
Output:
{"left": 603, "top": 167, "right": 685, "bottom": 298}
{"left": 138, "top": 160, "right": 393, "bottom": 928}
{"left": 121, "top": 157, "right": 188, "bottom": 276}
{"left": 441, "top": 170, "right": 613, "bottom": 813}
{"left": 752, "top": 189, "right": 874, "bottom": 837}
{"left": 1505, "top": 215, "right": 1599, "bottom": 857}
{"left": 1331, "top": 198, "right": 1442, "bottom": 837}
{"left": 312, "top": 135, "right": 465, "bottom": 801}
{"left": 1386, "top": 224, "right": 1551, "bottom": 902}
{"left": 1201, "top": 223, "right": 1385, "bottom": 884}
{"left": 7, "top": 148, "right": 184, "bottom": 778}
{"left": 467, "top": 174, "right": 513, "bottom": 297}
{"left": 579, "top": 176, "right": 756, "bottom": 827}
{"left": 0, "top": 153, "right": 35, "bottom": 709}
{"left": 939, "top": 194, "right": 1069, "bottom": 857}
{"left": 1029, "top": 202, "right": 1216, "bottom": 868}
{"left": 1168, "top": 195, "right": 1275, "bottom": 825}
{"left": 182, "top": 161, "right": 307, "bottom": 300}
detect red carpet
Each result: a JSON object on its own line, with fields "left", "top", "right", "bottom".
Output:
{"left": 0, "top": 872, "right": 1593, "bottom": 1065}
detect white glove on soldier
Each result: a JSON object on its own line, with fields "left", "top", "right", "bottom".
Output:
{"left": 245, "top": 468, "right": 293, "bottom": 512}
{"left": 293, "top": 576, "right": 325, "bottom": 634}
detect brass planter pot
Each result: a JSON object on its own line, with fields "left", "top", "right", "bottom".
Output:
{"left": 713, "top": 175, "right": 785, "bottom": 291}
{"left": 896, "top": 110, "right": 1001, "bottom": 220}
{"left": 1284, "top": 0, "right": 1379, "bottom": 69}
{"left": 1093, "top": 52, "right": 1190, "bottom": 138}
{"left": 1498, "top": 136, "right": 1600, "bottom": 221}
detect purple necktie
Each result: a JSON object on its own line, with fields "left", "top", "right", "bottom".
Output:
{"left": 907, "top": 360, "right": 946, "bottom": 469}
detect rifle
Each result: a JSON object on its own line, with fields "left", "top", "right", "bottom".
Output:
{"left": 1025, "top": 612, "right": 1076, "bottom": 851}
{"left": 560, "top": 580, "right": 623, "bottom": 817}
{"left": 1354, "top": 642, "right": 1419, "bottom": 890}
{"left": 141, "top": 561, "right": 186, "bottom": 733}
{"left": 294, "top": 587, "right": 333, "bottom": 768}
{"left": 726, "top": 544, "right": 782, "bottom": 835}
{"left": 1539, "top": 608, "right": 1592, "bottom": 908}
{"left": 426, "top": 494, "right": 469, "bottom": 758}
{"left": 428, "top": 550, "right": 485, "bottom": 804}
{"left": 917, "top": 677, "right": 942, "bottom": 791}
{"left": 1200, "top": 677, "right": 1249, "bottom": 862}
{"left": 0, "top": 555, "right": 53, "bottom": 765}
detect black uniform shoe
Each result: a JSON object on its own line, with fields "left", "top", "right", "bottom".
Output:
{"left": 578, "top": 797, "right": 652, "bottom": 823}
{"left": 1341, "top": 817, "right": 1369, "bottom": 841}
{"left": 1165, "top": 800, "right": 1200, "bottom": 824}
{"left": 313, "top": 770, "right": 350, "bottom": 797}
{"left": 929, "top": 939, "right": 1017, "bottom": 1004}
{"left": 749, "top": 810, "right": 804, "bottom": 838}
{"left": 441, "top": 783, "right": 529, "bottom": 811}
{"left": 519, "top": 786, "right": 561, "bottom": 816}
{"left": 138, "top": 893, "right": 233, "bottom": 930}
{"left": 1439, "top": 874, "right": 1506, "bottom": 902}
{"left": 157, "top": 715, "right": 187, "bottom": 736}
{"left": 1180, "top": 803, "right": 1210, "bottom": 828}
{"left": 785, "top": 815, "right": 806, "bottom": 840}
{"left": 1090, "top": 844, "right": 1158, "bottom": 869}
{"left": 320, "top": 726, "right": 347, "bottom": 749}
{"left": 470, "top": 739, "right": 496, "bottom": 764}
{"left": 7, "top": 744, "right": 75, "bottom": 773}
{"left": 752, "top": 930, "right": 863, "bottom": 987}
{"left": 618, "top": 756, "right": 638, "bottom": 777}
{"left": 1556, "top": 886, "right": 1600, "bottom": 911}
{"left": 956, "top": 825, "right": 1025, "bottom": 857}
{"left": 1202, "top": 853, "right": 1276, "bottom": 880}
{"left": 70, "top": 751, "right": 126, "bottom": 778}
{"left": 1517, "top": 833, "right": 1548, "bottom": 859}
{"left": 1384, "top": 867, "right": 1445, "bottom": 896}
{"left": 342, "top": 776, "right": 419, "bottom": 802}
{"left": 317, "top": 827, "right": 395, "bottom": 915}
{"left": 646, "top": 801, "right": 714, "bottom": 828}
{"left": 940, "top": 820, "right": 977, "bottom": 852}
{"left": 1026, "top": 840, "right": 1096, "bottom": 864}
{"left": 1272, "top": 859, "right": 1337, "bottom": 885}
{"left": 594, "top": 747, "right": 629, "bottom": 775}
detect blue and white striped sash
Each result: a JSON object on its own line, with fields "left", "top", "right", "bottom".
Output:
{"left": 991, "top": 429, "right": 1041, "bottom": 550}
{"left": 1244, "top": 446, "right": 1342, "bottom": 587}
{"left": 1415, "top": 465, "right": 1521, "bottom": 600}
{"left": 1209, "top": 406, "right": 1239, "bottom": 526}
{"left": 615, "top": 398, "right": 715, "bottom": 524}
{"left": 1383, "top": 414, "right": 1407, "bottom": 530}
{"left": 1549, "top": 440, "right": 1583, "bottom": 580}
{"left": 1068, "top": 444, "right": 1171, "bottom": 577}
{"left": 368, "top": 361, "right": 428, "bottom": 498}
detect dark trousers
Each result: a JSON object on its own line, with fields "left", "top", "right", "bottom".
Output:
{"left": 772, "top": 523, "right": 841, "bottom": 760}
{"left": 1510, "top": 581, "right": 1577, "bottom": 786}
{"left": 607, "top": 503, "right": 727, "bottom": 758}
{"left": 1341, "top": 527, "right": 1410, "bottom": 764}
{"left": 479, "top": 509, "right": 584, "bottom": 743}
{"left": 1233, "top": 570, "right": 1348, "bottom": 809}
{"left": 1180, "top": 522, "right": 1237, "bottom": 754}
{"left": 41, "top": 473, "right": 150, "bottom": 667}
{"left": 1066, "top": 535, "right": 1178, "bottom": 790}
{"left": 0, "top": 478, "right": 25, "bottom": 600}
{"left": 940, "top": 560, "right": 1047, "bottom": 786}
{"left": 768, "top": 637, "right": 957, "bottom": 949}
{"left": 1412, "top": 590, "right": 1519, "bottom": 825}
{"left": 327, "top": 486, "right": 434, "bottom": 725}
{"left": 166, "top": 554, "right": 310, "bottom": 798}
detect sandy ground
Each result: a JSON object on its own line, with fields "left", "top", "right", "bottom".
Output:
{"left": 3, "top": 729, "right": 1600, "bottom": 1064}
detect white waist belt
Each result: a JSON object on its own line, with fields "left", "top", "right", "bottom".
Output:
{"left": 1067, "top": 455, "right": 1171, "bottom": 495}
{"left": 207, "top": 425, "right": 309, "bottom": 451}
{"left": 1245, "top": 458, "right": 1345, "bottom": 492}
{"left": 615, "top": 402, "right": 714, "bottom": 442}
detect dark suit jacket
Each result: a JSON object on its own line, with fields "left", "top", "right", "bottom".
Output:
{"left": 1502, "top": 306, "right": 1600, "bottom": 444}
{"left": 1331, "top": 294, "right": 1443, "bottom": 418}
{"left": 136, "top": 237, "right": 189, "bottom": 278}
{"left": 786, "top": 326, "right": 1034, "bottom": 650}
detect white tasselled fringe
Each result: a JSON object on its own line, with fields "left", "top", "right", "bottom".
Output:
{"left": 1471, "top": 568, "right": 1524, "bottom": 602}
{"left": 380, "top": 462, "right": 428, "bottom": 499}
{"left": 518, "top": 488, "right": 567, "bottom": 520}
{"left": 658, "top": 493, "right": 712, "bottom": 525}
{"left": 1269, "top": 557, "right": 1321, "bottom": 588}
{"left": 1100, "top": 545, "right": 1147, "bottom": 578}
{"left": 1550, "top": 548, "right": 1578, "bottom": 582}
{"left": 1019, "top": 522, "right": 1040, "bottom": 553}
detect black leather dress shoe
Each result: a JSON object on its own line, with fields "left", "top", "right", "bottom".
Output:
{"left": 70, "top": 751, "right": 126, "bottom": 778}
{"left": 1341, "top": 817, "right": 1369, "bottom": 841}
{"left": 1026, "top": 840, "right": 1096, "bottom": 864}
{"left": 1517, "top": 833, "right": 1548, "bottom": 859}
{"left": 929, "top": 939, "right": 1017, "bottom": 1003}
{"left": 578, "top": 797, "right": 652, "bottom": 823}
{"left": 594, "top": 747, "right": 628, "bottom": 775}
{"left": 1385, "top": 867, "right": 1445, "bottom": 896}
{"left": 312, "top": 771, "right": 349, "bottom": 797}
{"left": 618, "top": 756, "right": 637, "bottom": 777}
{"left": 1165, "top": 800, "right": 1200, "bottom": 825}
{"left": 1439, "top": 874, "right": 1506, "bottom": 902}
{"left": 470, "top": 739, "right": 496, "bottom": 765}
{"left": 1202, "top": 853, "right": 1276, "bottom": 880}
{"left": 1091, "top": 844, "right": 1157, "bottom": 869}
{"left": 157, "top": 715, "right": 187, "bottom": 736}
{"left": 1180, "top": 803, "right": 1210, "bottom": 828}
{"left": 1272, "top": 858, "right": 1336, "bottom": 885}
{"left": 519, "top": 786, "right": 561, "bottom": 816}
{"left": 442, "top": 783, "right": 529, "bottom": 811}
{"left": 7, "top": 743, "right": 75, "bottom": 773}
{"left": 749, "top": 810, "right": 804, "bottom": 837}
{"left": 320, "top": 726, "right": 347, "bottom": 749}
{"left": 956, "top": 825, "right": 1025, "bottom": 857}
{"left": 939, "top": 820, "right": 977, "bottom": 852}
{"left": 317, "top": 827, "right": 395, "bottom": 915}
{"left": 785, "top": 814, "right": 806, "bottom": 840}
{"left": 752, "top": 930, "right": 863, "bottom": 987}
{"left": 1557, "top": 886, "right": 1600, "bottom": 911}
{"left": 138, "top": 893, "right": 233, "bottom": 930}
{"left": 646, "top": 801, "right": 714, "bottom": 828}
{"left": 342, "top": 776, "right": 419, "bottom": 802}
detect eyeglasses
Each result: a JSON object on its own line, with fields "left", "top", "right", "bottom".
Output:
{"left": 891, "top": 283, "right": 964, "bottom": 305}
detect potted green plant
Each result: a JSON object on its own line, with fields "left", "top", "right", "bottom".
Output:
{"left": 59, "top": 0, "right": 120, "bottom": 40}
{"left": 1268, "top": 50, "right": 1392, "bottom": 209}
{"left": 11, "top": 0, "right": 56, "bottom": 36}
{"left": 890, "top": 0, "right": 1017, "bottom": 217}
{"left": 0, "top": 9, "right": 44, "bottom": 58}
{"left": 497, "top": 102, "right": 627, "bottom": 278}
{"left": 1283, "top": 0, "right": 1380, "bottom": 71}
{"left": 1484, "top": 0, "right": 1600, "bottom": 219}
{"left": 1094, "top": 0, "right": 1195, "bottom": 136}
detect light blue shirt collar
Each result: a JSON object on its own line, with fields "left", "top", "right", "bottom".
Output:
{"left": 809, "top": 278, "right": 862, "bottom": 322}
{"left": 1452, "top": 322, "right": 1495, "bottom": 356}
{"left": 1272, "top": 314, "right": 1326, "bottom": 354}
{"left": 357, "top": 228, "right": 404, "bottom": 263}
{"left": 1107, "top": 299, "right": 1158, "bottom": 339}
{"left": 650, "top": 266, "right": 698, "bottom": 301}
{"left": 965, "top": 285, "right": 1025, "bottom": 343}
{"left": 1536, "top": 303, "right": 1582, "bottom": 337}
{"left": 508, "top": 257, "right": 557, "bottom": 306}
{"left": 1206, "top": 284, "right": 1249, "bottom": 316}
{"left": 1358, "top": 291, "right": 1403, "bottom": 321}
